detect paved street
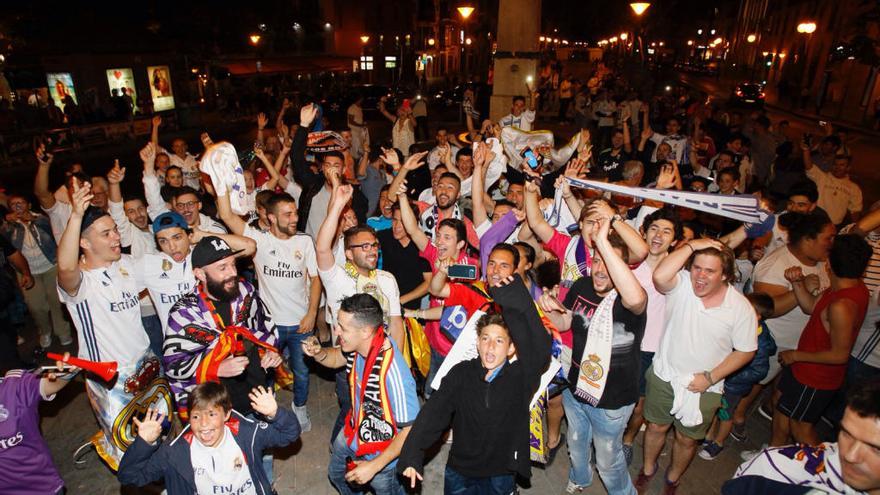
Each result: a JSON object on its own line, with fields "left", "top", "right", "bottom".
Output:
{"left": 38, "top": 337, "right": 771, "bottom": 495}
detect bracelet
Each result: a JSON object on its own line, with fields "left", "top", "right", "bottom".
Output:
{"left": 685, "top": 243, "right": 695, "bottom": 253}
{"left": 317, "top": 351, "right": 328, "bottom": 363}
{"left": 703, "top": 370, "right": 715, "bottom": 385}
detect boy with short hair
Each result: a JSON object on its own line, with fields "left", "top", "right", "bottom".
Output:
{"left": 117, "top": 382, "right": 301, "bottom": 495}
{"left": 700, "top": 292, "right": 778, "bottom": 459}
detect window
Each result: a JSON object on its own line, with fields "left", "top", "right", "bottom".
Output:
{"left": 385, "top": 56, "right": 397, "bottom": 69}
{"left": 360, "top": 56, "right": 374, "bottom": 71}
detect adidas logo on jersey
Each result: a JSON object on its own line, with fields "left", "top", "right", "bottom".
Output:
{"left": 159, "top": 272, "right": 169, "bottom": 279}
{"left": 269, "top": 249, "right": 277, "bottom": 257}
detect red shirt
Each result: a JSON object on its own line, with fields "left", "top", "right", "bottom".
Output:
{"left": 792, "top": 284, "right": 869, "bottom": 390}
{"left": 419, "top": 243, "right": 479, "bottom": 356}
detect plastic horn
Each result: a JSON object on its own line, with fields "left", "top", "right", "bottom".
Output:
{"left": 46, "top": 352, "right": 118, "bottom": 382}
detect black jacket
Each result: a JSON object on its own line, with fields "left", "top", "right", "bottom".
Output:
{"left": 397, "top": 276, "right": 552, "bottom": 480}
{"left": 291, "top": 126, "right": 367, "bottom": 232}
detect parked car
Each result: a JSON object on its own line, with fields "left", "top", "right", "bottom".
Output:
{"left": 730, "top": 82, "right": 765, "bottom": 107}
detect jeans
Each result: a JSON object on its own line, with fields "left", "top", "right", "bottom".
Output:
{"left": 329, "top": 430, "right": 404, "bottom": 495}
{"left": 332, "top": 368, "right": 352, "bottom": 445}
{"left": 244, "top": 412, "right": 275, "bottom": 483}
{"left": 276, "top": 325, "right": 312, "bottom": 407}
{"left": 563, "top": 390, "right": 636, "bottom": 495}
{"left": 424, "top": 348, "right": 445, "bottom": 399}
{"left": 443, "top": 466, "right": 515, "bottom": 495}
{"left": 141, "top": 314, "right": 164, "bottom": 359}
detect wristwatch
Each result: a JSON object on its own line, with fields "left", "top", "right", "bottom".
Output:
{"left": 611, "top": 214, "right": 623, "bottom": 226}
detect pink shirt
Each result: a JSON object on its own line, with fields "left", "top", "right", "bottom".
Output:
{"left": 633, "top": 261, "right": 667, "bottom": 353}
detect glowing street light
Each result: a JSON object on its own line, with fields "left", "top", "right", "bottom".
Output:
{"left": 746, "top": 34, "right": 757, "bottom": 43}
{"left": 428, "top": 38, "right": 436, "bottom": 46}
{"left": 797, "top": 22, "right": 817, "bottom": 34}
{"left": 620, "top": 33, "right": 628, "bottom": 41}
{"left": 249, "top": 34, "right": 262, "bottom": 45}
{"left": 778, "top": 52, "right": 787, "bottom": 59}
{"left": 457, "top": 6, "right": 475, "bottom": 19}
{"left": 687, "top": 40, "right": 694, "bottom": 46}
{"left": 610, "top": 36, "right": 618, "bottom": 43}
{"left": 360, "top": 35, "right": 370, "bottom": 44}
{"left": 713, "top": 37, "right": 723, "bottom": 45}
{"left": 465, "top": 37, "right": 472, "bottom": 45}
{"left": 629, "top": 2, "right": 651, "bottom": 16}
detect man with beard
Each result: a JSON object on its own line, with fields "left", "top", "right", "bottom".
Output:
{"left": 538, "top": 215, "right": 647, "bottom": 495}
{"left": 218, "top": 190, "right": 322, "bottom": 433}
{"left": 56, "top": 182, "right": 171, "bottom": 468}
{"left": 316, "top": 183, "right": 404, "bottom": 444}
{"left": 426, "top": 127, "right": 461, "bottom": 170}
{"left": 163, "top": 236, "right": 282, "bottom": 419}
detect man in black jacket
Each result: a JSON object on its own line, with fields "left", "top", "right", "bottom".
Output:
{"left": 397, "top": 275, "right": 551, "bottom": 493}
{"left": 292, "top": 104, "right": 367, "bottom": 237}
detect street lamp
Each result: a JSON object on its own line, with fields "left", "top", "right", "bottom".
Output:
{"left": 797, "top": 22, "right": 817, "bottom": 34}
{"left": 620, "top": 33, "right": 628, "bottom": 41}
{"left": 457, "top": 5, "right": 475, "bottom": 77}
{"left": 360, "top": 35, "right": 370, "bottom": 44}
{"left": 746, "top": 34, "right": 757, "bottom": 43}
{"left": 457, "top": 6, "right": 475, "bottom": 19}
{"left": 249, "top": 34, "right": 261, "bottom": 45}
{"left": 428, "top": 38, "right": 436, "bottom": 46}
{"left": 629, "top": 2, "right": 650, "bottom": 16}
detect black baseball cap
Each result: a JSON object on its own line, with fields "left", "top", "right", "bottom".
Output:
{"left": 191, "top": 236, "right": 244, "bottom": 268}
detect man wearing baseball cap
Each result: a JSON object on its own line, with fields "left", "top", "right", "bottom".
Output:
{"left": 163, "top": 234, "right": 282, "bottom": 479}
{"left": 134, "top": 212, "right": 255, "bottom": 340}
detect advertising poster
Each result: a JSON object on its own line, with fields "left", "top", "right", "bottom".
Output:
{"left": 46, "top": 72, "right": 77, "bottom": 108}
{"left": 147, "top": 65, "right": 175, "bottom": 111}
{"left": 106, "top": 68, "right": 139, "bottom": 112}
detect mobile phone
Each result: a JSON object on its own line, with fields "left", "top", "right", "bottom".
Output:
{"left": 447, "top": 264, "right": 477, "bottom": 280}
{"left": 520, "top": 147, "right": 540, "bottom": 170}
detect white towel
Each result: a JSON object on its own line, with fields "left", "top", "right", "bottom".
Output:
{"left": 199, "top": 142, "right": 248, "bottom": 215}
{"left": 669, "top": 374, "right": 703, "bottom": 427}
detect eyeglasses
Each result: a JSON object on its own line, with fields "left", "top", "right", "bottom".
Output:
{"left": 349, "top": 242, "right": 380, "bottom": 251}
{"left": 175, "top": 200, "right": 199, "bottom": 210}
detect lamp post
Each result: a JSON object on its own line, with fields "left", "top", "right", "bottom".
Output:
{"left": 457, "top": 5, "right": 475, "bottom": 78}
{"left": 796, "top": 21, "right": 817, "bottom": 109}
{"left": 630, "top": 2, "right": 651, "bottom": 63}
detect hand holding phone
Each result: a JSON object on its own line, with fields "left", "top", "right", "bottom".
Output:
{"left": 447, "top": 264, "right": 477, "bottom": 280}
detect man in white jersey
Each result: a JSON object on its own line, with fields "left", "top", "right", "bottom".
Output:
{"left": 217, "top": 190, "right": 322, "bottom": 432}
{"left": 56, "top": 181, "right": 171, "bottom": 469}
{"left": 498, "top": 90, "right": 538, "bottom": 131}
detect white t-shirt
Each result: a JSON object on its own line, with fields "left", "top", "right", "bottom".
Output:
{"left": 134, "top": 252, "right": 196, "bottom": 332}
{"left": 57, "top": 255, "right": 150, "bottom": 366}
{"left": 160, "top": 147, "right": 201, "bottom": 191}
{"left": 318, "top": 263, "right": 401, "bottom": 326}
{"left": 499, "top": 109, "right": 536, "bottom": 131}
{"left": 347, "top": 103, "right": 364, "bottom": 128}
{"left": 306, "top": 186, "right": 332, "bottom": 239}
{"left": 806, "top": 167, "right": 862, "bottom": 225}
{"left": 198, "top": 213, "right": 228, "bottom": 234}
{"left": 246, "top": 226, "right": 318, "bottom": 326}
{"left": 427, "top": 144, "right": 461, "bottom": 170}
{"left": 652, "top": 271, "right": 757, "bottom": 393}
{"left": 753, "top": 246, "right": 830, "bottom": 350}
{"left": 42, "top": 200, "right": 71, "bottom": 243}
{"left": 190, "top": 426, "right": 257, "bottom": 495}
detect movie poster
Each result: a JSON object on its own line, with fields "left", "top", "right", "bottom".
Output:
{"left": 46, "top": 72, "right": 77, "bottom": 108}
{"left": 147, "top": 65, "right": 175, "bottom": 112}
{"left": 106, "top": 68, "right": 139, "bottom": 112}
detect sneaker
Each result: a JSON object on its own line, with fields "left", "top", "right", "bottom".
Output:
{"left": 740, "top": 443, "right": 768, "bottom": 462}
{"left": 730, "top": 422, "right": 748, "bottom": 442}
{"left": 293, "top": 405, "right": 311, "bottom": 433}
{"left": 39, "top": 335, "right": 52, "bottom": 349}
{"left": 59, "top": 336, "right": 74, "bottom": 346}
{"left": 622, "top": 443, "right": 634, "bottom": 466}
{"left": 565, "top": 480, "right": 585, "bottom": 493}
{"left": 698, "top": 441, "right": 724, "bottom": 460}
{"left": 757, "top": 403, "right": 773, "bottom": 421}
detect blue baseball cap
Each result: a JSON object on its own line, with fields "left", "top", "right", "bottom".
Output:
{"left": 152, "top": 211, "right": 189, "bottom": 234}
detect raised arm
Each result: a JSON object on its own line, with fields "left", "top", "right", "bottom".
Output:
{"left": 150, "top": 115, "right": 161, "bottom": 149}
{"left": 396, "top": 185, "right": 430, "bottom": 251}
{"left": 490, "top": 275, "right": 551, "bottom": 377}
{"left": 33, "top": 148, "right": 57, "bottom": 210}
{"left": 471, "top": 143, "right": 491, "bottom": 228}
{"left": 378, "top": 97, "right": 396, "bottom": 123}
{"left": 428, "top": 265, "right": 451, "bottom": 299}
{"left": 316, "top": 184, "right": 353, "bottom": 271}
{"left": 523, "top": 179, "right": 556, "bottom": 243}
{"left": 57, "top": 182, "right": 93, "bottom": 295}
{"left": 107, "top": 160, "right": 134, "bottom": 244}
{"left": 653, "top": 238, "right": 724, "bottom": 293}
{"left": 215, "top": 191, "right": 247, "bottom": 236}
{"left": 592, "top": 216, "right": 647, "bottom": 314}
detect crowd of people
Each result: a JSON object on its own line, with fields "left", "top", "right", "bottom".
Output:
{"left": 0, "top": 63, "right": 879, "bottom": 495}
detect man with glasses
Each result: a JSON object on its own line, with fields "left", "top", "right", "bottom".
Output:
{"left": 315, "top": 182, "right": 404, "bottom": 446}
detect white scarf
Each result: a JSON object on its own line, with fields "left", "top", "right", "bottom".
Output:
{"left": 574, "top": 289, "right": 617, "bottom": 406}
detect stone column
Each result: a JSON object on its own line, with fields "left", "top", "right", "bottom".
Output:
{"left": 489, "top": 0, "right": 542, "bottom": 123}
